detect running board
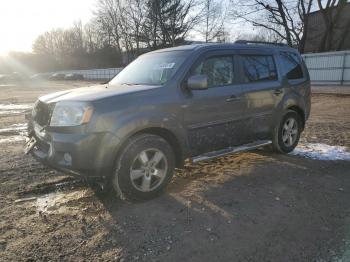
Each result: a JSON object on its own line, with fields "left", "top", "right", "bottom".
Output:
{"left": 191, "top": 140, "right": 272, "bottom": 163}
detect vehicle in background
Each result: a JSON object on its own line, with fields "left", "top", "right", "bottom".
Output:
{"left": 49, "top": 73, "right": 65, "bottom": 80}
{"left": 30, "top": 73, "right": 51, "bottom": 81}
{"left": 26, "top": 41, "right": 311, "bottom": 200}
{"left": 64, "top": 73, "right": 84, "bottom": 80}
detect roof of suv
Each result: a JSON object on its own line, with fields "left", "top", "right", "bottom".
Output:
{"left": 150, "top": 42, "right": 296, "bottom": 54}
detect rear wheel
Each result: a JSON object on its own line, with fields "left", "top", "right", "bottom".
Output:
{"left": 112, "top": 134, "right": 175, "bottom": 200}
{"left": 272, "top": 110, "right": 302, "bottom": 153}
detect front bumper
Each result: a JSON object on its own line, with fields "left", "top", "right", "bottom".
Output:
{"left": 28, "top": 123, "right": 121, "bottom": 177}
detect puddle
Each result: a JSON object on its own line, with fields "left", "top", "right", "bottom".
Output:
{"left": 291, "top": 143, "right": 350, "bottom": 161}
{"left": 35, "top": 189, "right": 91, "bottom": 214}
{"left": 17, "top": 178, "right": 90, "bottom": 214}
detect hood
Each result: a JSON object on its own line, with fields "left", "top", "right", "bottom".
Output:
{"left": 39, "top": 84, "right": 161, "bottom": 103}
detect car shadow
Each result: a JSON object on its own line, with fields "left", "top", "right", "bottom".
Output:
{"left": 92, "top": 151, "right": 350, "bottom": 261}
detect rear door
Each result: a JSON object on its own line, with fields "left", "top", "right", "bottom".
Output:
{"left": 237, "top": 50, "right": 283, "bottom": 141}
{"left": 183, "top": 51, "right": 247, "bottom": 156}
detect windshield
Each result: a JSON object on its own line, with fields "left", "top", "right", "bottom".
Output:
{"left": 109, "top": 51, "right": 189, "bottom": 86}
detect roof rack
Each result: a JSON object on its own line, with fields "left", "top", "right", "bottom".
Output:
{"left": 234, "top": 40, "right": 288, "bottom": 47}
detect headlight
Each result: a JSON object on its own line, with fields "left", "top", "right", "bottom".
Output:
{"left": 50, "top": 101, "right": 93, "bottom": 127}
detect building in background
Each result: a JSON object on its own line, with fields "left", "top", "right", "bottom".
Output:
{"left": 304, "top": 2, "right": 350, "bottom": 53}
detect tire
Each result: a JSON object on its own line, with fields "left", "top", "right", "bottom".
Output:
{"left": 272, "top": 110, "right": 302, "bottom": 154}
{"left": 112, "top": 134, "right": 175, "bottom": 201}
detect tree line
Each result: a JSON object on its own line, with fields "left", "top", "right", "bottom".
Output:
{"left": 0, "top": 0, "right": 349, "bottom": 74}
{"left": 26, "top": 0, "right": 228, "bottom": 72}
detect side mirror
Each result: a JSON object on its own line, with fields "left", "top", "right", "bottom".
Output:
{"left": 187, "top": 75, "right": 208, "bottom": 90}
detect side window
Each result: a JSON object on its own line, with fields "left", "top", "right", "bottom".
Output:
{"left": 280, "top": 52, "right": 304, "bottom": 80}
{"left": 192, "top": 56, "right": 234, "bottom": 88}
{"left": 241, "top": 55, "right": 277, "bottom": 83}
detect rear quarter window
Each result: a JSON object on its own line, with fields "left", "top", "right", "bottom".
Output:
{"left": 279, "top": 51, "right": 304, "bottom": 80}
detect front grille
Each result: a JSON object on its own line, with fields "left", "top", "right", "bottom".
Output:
{"left": 32, "top": 100, "right": 54, "bottom": 126}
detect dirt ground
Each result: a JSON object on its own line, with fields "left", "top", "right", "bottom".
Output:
{"left": 1, "top": 81, "right": 350, "bottom": 262}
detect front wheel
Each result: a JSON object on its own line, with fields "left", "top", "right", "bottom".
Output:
{"left": 272, "top": 110, "right": 302, "bottom": 153}
{"left": 112, "top": 134, "right": 175, "bottom": 200}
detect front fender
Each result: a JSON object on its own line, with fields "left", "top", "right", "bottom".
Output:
{"left": 91, "top": 108, "right": 189, "bottom": 160}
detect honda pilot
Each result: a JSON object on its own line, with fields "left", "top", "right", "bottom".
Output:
{"left": 26, "top": 41, "right": 311, "bottom": 200}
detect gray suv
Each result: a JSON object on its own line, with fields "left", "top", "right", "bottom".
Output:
{"left": 26, "top": 41, "right": 311, "bottom": 200}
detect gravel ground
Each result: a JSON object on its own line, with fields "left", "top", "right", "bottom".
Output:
{"left": 0, "top": 81, "right": 350, "bottom": 262}
{"left": 312, "top": 85, "right": 350, "bottom": 95}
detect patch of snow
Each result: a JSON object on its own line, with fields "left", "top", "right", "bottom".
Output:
{"left": 0, "top": 104, "right": 32, "bottom": 115}
{"left": 0, "top": 123, "right": 27, "bottom": 133}
{"left": 291, "top": 143, "right": 350, "bottom": 161}
{"left": 0, "top": 84, "right": 15, "bottom": 87}
{"left": 0, "top": 104, "right": 32, "bottom": 110}
{"left": 0, "top": 110, "right": 26, "bottom": 115}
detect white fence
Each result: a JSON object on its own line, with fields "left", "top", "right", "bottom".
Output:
{"left": 302, "top": 51, "right": 350, "bottom": 85}
{"left": 58, "top": 67, "right": 123, "bottom": 80}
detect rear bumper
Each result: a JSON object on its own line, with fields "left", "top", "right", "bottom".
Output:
{"left": 29, "top": 127, "right": 121, "bottom": 177}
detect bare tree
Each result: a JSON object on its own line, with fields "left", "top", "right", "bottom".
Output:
{"left": 298, "top": 0, "right": 314, "bottom": 52}
{"left": 32, "top": 33, "right": 54, "bottom": 55}
{"left": 197, "top": 0, "right": 226, "bottom": 42}
{"left": 230, "top": 0, "right": 314, "bottom": 52}
{"left": 84, "top": 22, "right": 102, "bottom": 53}
{"left": 163, "top": 0, "right": 198, "bottom": 46}
{"left": 94, "top": 0, "right": 123, "bottom": 52}
{"left": 33, "top": 29, "right": 66, "bottom": 57}
{"left": 124, "top": 0, "right": 148, "bottom": 54}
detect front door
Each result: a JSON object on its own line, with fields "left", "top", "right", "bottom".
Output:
{"left": 183, "top": 52, "right": 247, "bottom": 156}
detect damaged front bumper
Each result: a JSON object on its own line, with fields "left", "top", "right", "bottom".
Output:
{"left": 26, "top": 121, "right": 121, "bottom": 178}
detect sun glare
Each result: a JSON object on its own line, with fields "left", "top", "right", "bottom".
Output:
{"left": 0, "top": 0, "right": 95, "bottom": 55}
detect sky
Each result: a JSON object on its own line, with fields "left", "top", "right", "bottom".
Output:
{"left": 0, "top": 0, "right": 96, "bottom": 55}
{"left": 0, "top": 0, "right": 255, "bottom": 55}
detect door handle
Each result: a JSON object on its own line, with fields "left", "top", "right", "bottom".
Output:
{"left": 226, "top": 95, "right": 241, "bottom": 102}
{"left": 273, "top": 89, "right": 283, "bottom": 96}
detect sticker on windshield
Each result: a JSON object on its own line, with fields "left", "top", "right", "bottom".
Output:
{"left": 154, "top": 62, "right": 176, "bottom": 69}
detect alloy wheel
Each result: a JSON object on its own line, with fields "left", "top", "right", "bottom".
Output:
{"left": 129, "top": 148, "right": 168, "bottom": 192}
{"left": 282, "top": 117, "right": 298, "bottom": 147}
